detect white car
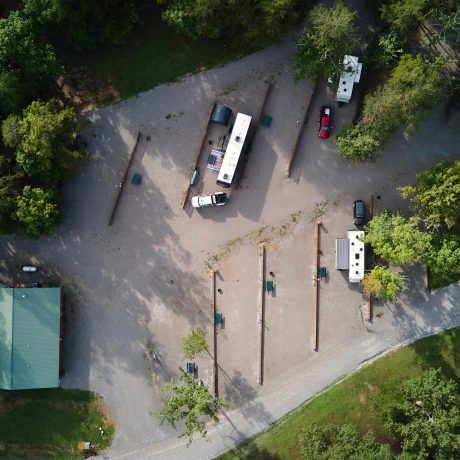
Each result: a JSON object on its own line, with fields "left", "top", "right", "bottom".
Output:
{"left": 191, "top": 192, "right": 228, "bottom": 208}
{"left": 22, "top": 265, "right": 38, "bottom": 273}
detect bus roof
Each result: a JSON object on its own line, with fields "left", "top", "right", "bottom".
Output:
{"left": 217, "top": 113, "right": 252, "bottom": 186}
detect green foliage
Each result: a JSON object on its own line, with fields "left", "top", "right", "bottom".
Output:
{"left": 156, "top": 0, "right": 302, "bottom": 44}
{"left": 0, "top": 70, "right": 24, "bottom": 116}
{"left": 335, "top": 126, "right": 381, "bottom": 161}
{"left": 337, "top": 54, "right": 444, "bottom": 161}
{"left": 364, "top": 211, "right": 431, "bottom": 266}
{"left": 15, "top": 185, "right": 60, "bottom": 237}
{"left": 295, "top": 0, "right": 359, "bottom": 82}
{"left": 0, "top": 173, "right": 22, "bottom": 234}
{"left": 4, "top": 99, "right": 85, "bottom": 183}
{"left": 435, "top": 7, "right": 460, "bottom": 45}
{"left": 366, "top": 30, "right": 407, "bottom": 70}
{"left": 0, "top": 10, "right": 60, "bottom": 81}
{"left": 388, "top": 54, "right": 444, "bottom": 133}
{"left": 1, "top": 114, "right": 20, "bottom": 148}
{"left": 380, "top": 0, "right": 430, "bottom": 33}
{"left": 362, "top": 266, "right": 405, "bottom": 302}
{"left": 298, "top": 424, "right": 393, "bottom": 460}
{"left": 23, "top": 0, "right": 141, "bottom": 50}
{"left": 157, "top": 371, "right": 229, "bottom": 445}
{"left": 181, "top": 327, "right": 208, "bottom": 360}
{"left": 400, "top": 160, "right": 460, "bottom": 231}
{"left": 386, "top": 369, "right": 460, "bottom": 459}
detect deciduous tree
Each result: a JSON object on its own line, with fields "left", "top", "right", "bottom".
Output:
{"left": 386, "top": 369, "right": 460, "bottom": 459}
{"left": 15, "top": 185, "right": 60, "bottom": 237}
{"left": 157, "top": 371, "right": 229, "bottom": 445}
{"left": 364, "top": 211, "right": 431, "bottom": 266}
{"left": 295, "top": 0, "right": 359, "bottom": 82}
{"left": 3, "top": 99, "right": 85, "bottom": 183}
{"left": 362, "top": 266, "right": 405, "bottom": 302}
{"left": 400, "top": 160, "right": 460, "bottom": 231}
{"left": 298, "top": 423, "right": 393, "bottom": 460}
{"left": 0, "top": 11, "right": 60, "bottom": 81}
{"left": 181, "top": 327, "right": 208, "bottom": 360}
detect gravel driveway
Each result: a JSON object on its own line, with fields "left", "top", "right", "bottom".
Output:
{"left": 0, "top": 28, "right": 459, "bottom": 460}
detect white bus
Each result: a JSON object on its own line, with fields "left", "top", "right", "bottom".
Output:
{"left": 348, "top": 230, "right": 365, "bottom": 283}
{"left": 217, "top": 113, "right": 252, "bottom": 188}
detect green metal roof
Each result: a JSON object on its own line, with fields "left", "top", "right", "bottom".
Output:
{"left": 0, "top": 288, "right": 61, "bottom": 390}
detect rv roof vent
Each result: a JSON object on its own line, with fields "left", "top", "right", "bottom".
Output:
{"left": 223, "top": 173, "right": 228, "bottom": 179}
{"left": 235, "top": 136, "right": 240, "bottom": 141}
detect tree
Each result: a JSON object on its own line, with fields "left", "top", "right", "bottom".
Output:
{"left": 364, "top": 211, "right": 431, "bottom": 266}
{"left": 380, "top": 0, "right": 430, "bottom": 33}
{"left": 15, "top": 185, "right": 60, "bottom": 237}
{"left": 157, "top": 371, "right": 229, "bottom": 445}
{"left": 362, "top": 266, "right": 405, "bottom": 302}
{"left": 0, "top": 11, "right": 60, "bottom": 81}
{"left": 400, "top": 160, "right": 460, "bottom": 231}
{"left": 181, "top": 327, "right": 208, "bottom": 360}
{"left": 298, "top": 423, "right": 393, "bottom": 460}
{"left": 295, "top": 1, "right": 359, "bottom": 82}
{"left": 3, "top": 99, "right": 85, "bottom": 183}
{"left": 0, "top": 174, "right": 22, "bottom": 234}
{"left": 426, "top": 233, "right": 460, "bottom": 279}
{"left": 386, "top": 369, "right": 460, "bottom": 459}
{"left": 0, "top": 70, "right": 24, "bottom": 117}
{"left": 23, "top": 0, "right": 141, "bottom": 50}
{"left": 335, "top": 126, "right": 381, "bottom": 161}
{"left": 337, "top": 54, "right": 445, "bottom": 161}
{"left": 156, "top": 0, "right": 301, "bottom": 43}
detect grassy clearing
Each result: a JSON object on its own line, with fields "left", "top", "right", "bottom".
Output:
{"left": 58, "top": 4, "right": 280, "bottom": 108}
{"left": 217, "top": 326, "right": 460, "bottom": 459}
{"left": 0, "top": 388, "right": 114, "bottom": 459}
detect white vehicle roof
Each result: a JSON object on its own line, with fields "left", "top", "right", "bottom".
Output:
{"left": 336, "top": 55, "right": 363, "bottom": 103}
{"left": 348, "top": 230, "right": 365, "bottom": 283}
{"left": 217, "top": 113, "right": 252, "bottom": 186}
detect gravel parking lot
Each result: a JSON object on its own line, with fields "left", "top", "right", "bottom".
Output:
{"left": 0, "top": 33, "right": 459, "bottom": 459}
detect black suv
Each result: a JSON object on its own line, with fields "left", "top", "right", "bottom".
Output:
{"left": 353, "top": 200, "right": 366, "bottom": 226}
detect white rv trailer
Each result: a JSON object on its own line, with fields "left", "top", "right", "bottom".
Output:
{"left": 348, "top": 230, "right": 365, "bottom": 283}
{"left": 217, "top": 113, "right": 252, "bottom": 188}
{"left": 335, "top": 55, "right": 363, "bottom": 103}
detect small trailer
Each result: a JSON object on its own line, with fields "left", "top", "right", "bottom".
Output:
{"left": 335, "top": 55, "right": 363, "bottom": 104}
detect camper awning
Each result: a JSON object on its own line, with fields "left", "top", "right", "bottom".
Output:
{"left": 335, "top": 238, "right": 349, "bottom": 270}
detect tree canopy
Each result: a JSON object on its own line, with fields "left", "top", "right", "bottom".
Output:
{"left": 155, "top": 0, "right": 302, "bottom": 44}
{"left": 400, "top": 160, "right": 460, "bottom": 231}
{"left": 364, "top": 211, "right": 431, "bottom": 266}
{"left": 15, "top": 185, "right": 60, "bottom": 237}
{"left": 362, "top": 266, "right": 405, "bottom": 302}
{"left": 298, "top": 423, "right": 393, "bottom": 460}
{"left": 295, "top": 0, "right": 359, "bottom": 82}
{"left": 23, "top": 0, "right": 141, "bottom": 50}
{"left": 157, "top": 371, "right": 229, "bottom": 445}
{"left": 3, "top": 99, "right": 85, "bottom": 183}
{"left": 336, "top": 54, "right": 445, "bottom": 161}
{"left": 181, "top": 327, "right": 208, "bottom": 360}
{"left": 386, "top": 369, "right": 460, "bottom": 459}
{"left": 0, "top": 10, "right": 60, "bottom": 81}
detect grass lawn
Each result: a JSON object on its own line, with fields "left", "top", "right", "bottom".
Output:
{"left": 58, "top": 4, "right": 283, "bottom": 109}
{"left": 0, "top": 388, "right": 114, "bottom": 459}
{"left": 217, "top": 326, "right": 460, "bottom": 459}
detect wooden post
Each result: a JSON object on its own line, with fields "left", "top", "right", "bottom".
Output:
{"left": 108, "top": 132, "right": 141, "bottom": 225}
{"left": 258, "top": 245, "right": 266, "bottom": 385}
{"left": 212, "top": 270, "right": 218, "bottom": 396}
{"left": 313, "top": 220, "right": 321, "bottom": 351}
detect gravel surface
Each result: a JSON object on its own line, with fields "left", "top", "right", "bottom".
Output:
{"left": 0, "top": 27, "right": 459, "bottom": 460}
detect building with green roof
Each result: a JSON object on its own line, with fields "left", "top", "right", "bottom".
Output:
{"left": 0, "top": 288, "right": 62, "bottom": 390}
